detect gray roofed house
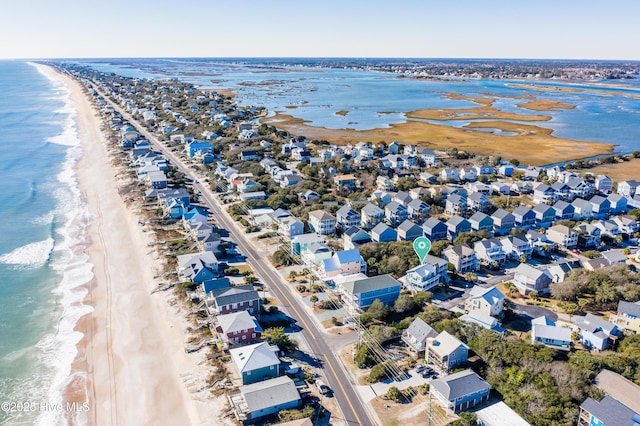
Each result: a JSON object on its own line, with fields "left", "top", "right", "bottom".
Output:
{"left": 371, "top": 222, "right": 397, "bottom": 242}
{"left": 467, "top": 192, "right": 491, "bottom": 212}
{"left": 573, "top": 313, "right": 618, "bottom": 351}
{"left": 593, "top": 369, "right": 640, "bottom": 415}
{"left": 491, "top": 208, "right": 516, "bottom": 236}
{"left": 513, "top": 206, "right": 536, "bottom": 228}
{"left": 469, "top": 211, "right": 493, "bottom": 233}
{"left": 533, "top": 203, "right": 555, "bottom": 228}
{"left": 407, "top": 198, "right": 430, "bottom": 221}
{"left": 397, "top": 219, "right": 423, "bottom": 241}
{"left": 337, "top": 274, "right": 401, "bottom": 312}
{"left": 531, "top": 316, "right": 571, "bottom": 350}
{"left": 611, "top": 300, "right": 640, "bottom": 333}
{"left": 578, "top": 395, "right": 640, "bottom": 426}
{"left": 427, "top": 331, "right": 469, "bottom": 372}
{"left": 207, "top": 284, "right": 260, "bottom": 317}
{"left": 430, "top": 369, "right": 491, "bottom": 413}
{"left": 423, "top": 217, "right": 448, "bottom": 241}
{"left": 513, "top": 263, "right": 553, "bottom": 295}
{"left": 229, "top": 375, "right": 301, "bottom": 422}
{"left": 474, "top": 238, "right": 506, "bottom": 265}
{"left": 445, "top": 193, "right": 467, "bottom": 215}
{"left": 446, "top": 215, "right": 471, "bottom": 240}
{"left": 336, "top": 205, "right": 361, "bottom": 229}
{"left": 385, "top": 201, "right": 409, "bottom": 227}
{"left": 443, "top": 244, "right": 478, "bottom": 273}
{"left": 229, "top": 342, "right": 282, "bottom": 384}
{"left": 547, "top": 259, "right": 581, "bottom": 283}
{"left": 552, "top": 200, "right": 575, "bottom": 220}
{"left": 360, "top": 202, "right": 385, "bottom": 230}
{"left": 402, "top": 317, "right": 438, "bottom": 353}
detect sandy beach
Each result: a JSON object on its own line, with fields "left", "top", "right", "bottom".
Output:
{"left": 46, "top": 67, "right": 226, "bottom": 425}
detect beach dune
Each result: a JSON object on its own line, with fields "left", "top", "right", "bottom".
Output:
{"left": 49, "top": 67, "right": 213, "bottom": 425}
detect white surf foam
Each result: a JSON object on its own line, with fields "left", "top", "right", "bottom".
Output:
{"left": 0, "top": 238, "right": 55, "bottom": 268}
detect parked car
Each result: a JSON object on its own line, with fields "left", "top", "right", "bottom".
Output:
{"left": 316, "top": 380, "right": 331, "bottom": 395}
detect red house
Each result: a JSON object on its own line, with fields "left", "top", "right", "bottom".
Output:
{"left": 216, "top": 311, "right": 263, "bottom": 345}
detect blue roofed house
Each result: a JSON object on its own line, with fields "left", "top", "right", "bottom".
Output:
{"left": 460, "top": 310, "right": 504, "bottom": 335}
{"left": 320, "top": 249, "right": 367, "bottom": 279}
{"left": 229, "top": 342, "right": 282, "bottom": 385}
{"left": 385, "top": 201, "right": 408, "bottom": 227}
{"left": 177, "top": 251, "right": 219, "bottom": 283}
{"left": 360, "top": 203, "right": 385, "bottom": 230}
{"left": 343, "top": 226, "right": 371, "bottom": 250}
{"left": 336, "top": 205, "right": 361, "bottom": 229}
{"left": 423, "top": 218, "right": 448, "bottom": 241}
{"left": 336, "top": 274, "right": 401, "bottom": 312}
{"left": 427, "top": 331, "right": 469, "bottom": 373}
{"left": 446, "top": 216, "right": 471, "bottom": 240}
{"left": 186, "top": 140, "right": 213, "bottom": 157}
{"left": 402, "top": 317, "right": 438, "bottom": 355}
{"left": 430, "top": 369, "right": 491, "bottom": 414}
{"left": 397, "top": 219, "right": 423, "bottom": 241}
{"left": 574, "top": 314, "right": 619, "bottom": 351}
{"left": 491, "top": 208, "right": 515, "bottom": 236}
{"left": 464, "top": 286, "right": 505, "bottom": 317}
{"left": 531, "top": 316, "right": 572, "bottom": 350}
{"left": 371, "top": 222, "right": 397, "bottom": 242}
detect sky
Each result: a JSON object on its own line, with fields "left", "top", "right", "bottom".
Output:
{"left": 2, "top": 0, "right": 639, "bottom": 60}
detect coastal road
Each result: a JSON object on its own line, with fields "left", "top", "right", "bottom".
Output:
{"left": 93, "top": 87, "right": 375, "bottom": 426}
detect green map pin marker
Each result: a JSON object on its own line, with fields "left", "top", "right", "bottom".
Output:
{"left": 413, "top": 236, "right": 432, "bottom": 264}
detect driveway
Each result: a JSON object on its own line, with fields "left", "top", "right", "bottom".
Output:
{"left": 512, "top": 302, "right": 557, "bottom": 322}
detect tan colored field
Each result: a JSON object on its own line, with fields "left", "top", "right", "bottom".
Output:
{"left": 336, "top": 110, "right": 349, "bottom": 116}
{"left": 261, "top": 112, "right": 613, "bottom": 166}
{"left": 516, "top": 99, "right": 576, "bottom": 111}
{"left": 213, "top": 88, "right": 235, "bottom": 99}
{"left": 510, "top": 83, "right": 640, "bottom": 100}
{"left": 584, "top": 158, "right": 640, "bottom": 182}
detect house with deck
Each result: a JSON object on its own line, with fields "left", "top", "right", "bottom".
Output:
{"left": 402, "top": 317, "right": 438, "bottom": 355}
{"left": 531, "top": 316, "right": 571, "bottom": 350}
{"left": 574, "top": 313, "right": 618, "bottom": 351}
{"left": 491, "top": 209, "right": 516, "bottom": 236}
{"left": 360, "top": 203, "right": 385, "bottom": 230}
{"left": 426, "top": 331, "right": 469, "bottom": 373}
{"left": 229, "top": 376, "right": 301, "bottom": 423}
{"left": 464, "top": 286, "right": 505, "bottom": 317}
{"left": 513, "top": 263, "right": 553, "bottom": 295}
{"left": 443, "top": 244, "right": 479, "bottom": 273}
{"left": 216, "top": 311, "right": 263, "bottom": 346}
{"left": 308, "top": 210, "right": 337, "bottom": 235}
{"left": 229, "top": 342, "right": 282, "bottom": 385}
{"left": 423, "top": 218, "right": 448, "bottom": 241}
{"left": 430, "top": 369, "right": 491, "bottom": 414}
{"left": 336, "top": 274, "right": 401, "bottom": 312}
{"left": 513, "top": 206, "right": 536, "bottom": 228}
{"left": 611, "top": 300, "right": 640, "bottom": 333}
{"left": 336, "top": 205, "right": 361, "bottom": 229}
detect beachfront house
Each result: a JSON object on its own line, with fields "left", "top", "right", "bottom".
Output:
{"left": 228, "top": 376, "right": 301, "bottom": 423}
{"left": 216, "top": 311, "right": 263, "bottom": 346}
{"left": 229, "top": 342, "right": 282, "bottom": 385}
{"left": 206, "top": 284, "right": 260, "bottom": 317}
{"left": 176, "top": 251, "right": 219, "bottom": 283}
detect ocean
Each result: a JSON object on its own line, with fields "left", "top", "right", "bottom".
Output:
{"left": 0, "top": 61, "right": 92, "bottom": 425}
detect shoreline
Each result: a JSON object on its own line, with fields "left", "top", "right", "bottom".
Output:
{"left": 47, "top": 67, "right": 217, "bottom": 425}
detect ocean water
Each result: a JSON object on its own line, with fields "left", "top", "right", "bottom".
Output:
{"left": 77, "top": 58, "right": 640, "bottom": 154}
{"left": 0, "top": 61, "right": 92, "bottom": 425}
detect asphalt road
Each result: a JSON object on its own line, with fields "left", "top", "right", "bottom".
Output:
{"left": 93, "top": 86, "right": 375, "bottom": 425}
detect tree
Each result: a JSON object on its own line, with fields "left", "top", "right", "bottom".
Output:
{"left": 265, "top": 327, "right": 298, "bottom": 352}
{"left": 451, "top": 412, "right": 478, "bottom": 426}
{"left": 413, "top": 291, "right": 433, "bottom": 306}
{"left": 464, "top": 272, "right": 478, "bottom": 283}
{"left": 529, "top": 290, "right": 539, "bottom": 300}
{"left": 310, "top": 295, "right": 319, "bottom": 308}
{"left": 431, "top": 240, "right": 452, "bottom": 256}
{"left": 394, "top": 294, "right": 417, "bottom": 313}
{"left": 386, "top": 386, "right": 401, "bottom": 402}
{"left": 367, "top": 299, "right": 390, "bottom": 320}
